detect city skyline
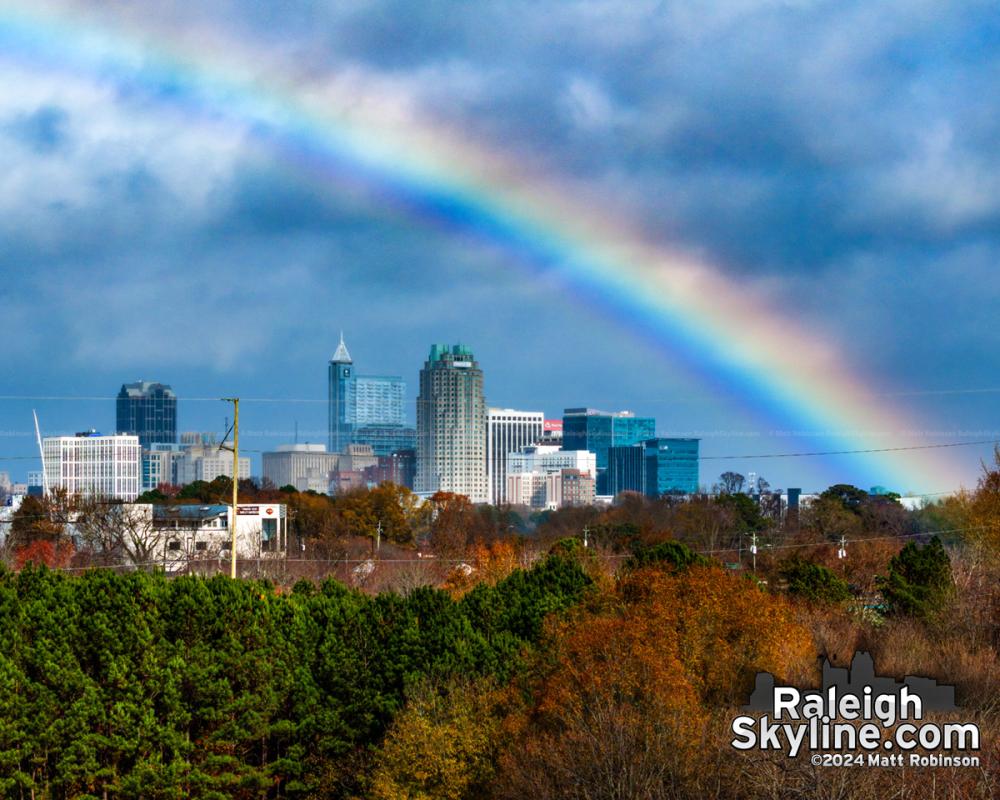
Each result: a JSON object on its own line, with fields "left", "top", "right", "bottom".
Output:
{"left": 1, "top": 330, "right": 992, "bottom": 497}
{"left": 2, "top": 2, "right": 999, "bottom": 495}
{"left": 2, "top": 6, "right": 997, "bottom": 798}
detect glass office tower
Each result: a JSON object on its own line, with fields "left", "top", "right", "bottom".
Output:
{"left": 116, "top": 381, "right": 177, "bottom": 448}
{"left": 562, "top": 408, "right": 655, "bottom": 494}
{"left": 644, "top": 438, "right": 700, "bottom": 495}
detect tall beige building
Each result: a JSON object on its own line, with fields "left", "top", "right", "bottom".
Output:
{"left": 416, "top": 344, "right": 487, "bottom": 503}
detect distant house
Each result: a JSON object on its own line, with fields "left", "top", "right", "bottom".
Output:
{"left": 148, "top": 503, "right": 289, "bottom": 571}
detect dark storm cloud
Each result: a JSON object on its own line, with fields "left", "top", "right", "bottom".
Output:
{"left": 187, "top": 0, "right": 1000, "bottom": 277}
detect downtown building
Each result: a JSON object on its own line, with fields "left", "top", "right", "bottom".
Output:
{"left": 505, "top": 445, "right": 597, "bottom": 510}
{"left": 328, "top": 334, "right": 414, "bottom": 455}
{"left": 562, "top": 408, "right": 655, "bottom": 494}
{"left": 141, "top": 433, "right": 253, "bottom": 492}
{"left": 117, "top": 381, "right": 177, "bottom": 448}
{"left": 262, "top": 443, "right": 377, "bottom": 495}
{"left": 141, "top": 443, "right": 184, "bottom": 492}
{"left": 262, "top": 444, "right": 342, "bottom": 493}
{"left": 606, "top": 438, "right": 700, "bottom": 498}
{"left": 415, "top": 344, "right": 488, "bottom": 503}
{"left": 175, "top": 442, "right": 251, "bottom": 486}
{"left": 541, "top": 419, "right": 563, "bottom": 446}
{"left": 42, "top": 431, "right": 141, "bottom": 501}
{"left": 546, "top": 469, "right": 596, "bottom": 508}
{"left": 363, "top": 449, "right": 416, "bottom": 490}
{"left": 506, "top": 444, "right": 597, "bottom": 479}
{"left": 329, "top": 444, "right": 379, "bottom": 495}
{"left": 351, "top": 424, "right": 416, "bottom": 457}
{"left": 507, "top": 468, "right": 596, "bottom": 510}
{"left": 486, "top": 408, "right": 544, "bottom": 505}
{"left": 645, "top": 438, "right": 699, "bottom": 495}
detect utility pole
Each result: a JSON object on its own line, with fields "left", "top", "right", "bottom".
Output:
{"left": 750, "top": 532, "right": 758, "bottom": 573}
{"left": 373, "top": 519, "right": 382, "bottom": 557}
{"left": 582, "top": 526, "right": 589, "bottom": 548}
{"left": 221, "top": 398, "right": 240, "bottom": 579}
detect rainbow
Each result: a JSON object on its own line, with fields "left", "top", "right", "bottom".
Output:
{"left": 0, "top": 1, "right": 966, "bottom": 492}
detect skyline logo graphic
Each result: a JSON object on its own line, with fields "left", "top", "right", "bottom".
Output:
{"left": 732, "top": 651, "right": 981, "bottom": 768}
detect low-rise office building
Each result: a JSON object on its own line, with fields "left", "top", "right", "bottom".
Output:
{"left": 262, "top": 444, "right": 341, "bottom": 493}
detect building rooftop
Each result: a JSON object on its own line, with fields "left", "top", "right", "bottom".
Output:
{"left": 563, "top": 408, "right": 637, "bottom": 417}
{"left": 152, "top": 504, "right": 228, "bottom": 521}
{"left": 331, "top": 331, "right": 352, "bottom": 363}
{"left": 119, "top": 380, "right": 175, "bottom": 397}
{"left": 428, "top": 343, "right": 475, "bottom": 363}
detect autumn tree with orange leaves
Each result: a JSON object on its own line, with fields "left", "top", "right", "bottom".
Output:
{"left": 495, "top": 564, "right": 815, "bottom": 800}
{"left": 443, "top": 539, "right": 524, "bottom": 596}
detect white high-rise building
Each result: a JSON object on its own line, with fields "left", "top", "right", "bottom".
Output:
{"left": 487, "top": 408, "right": 544, "bottom": 505}
{"left": 42, "top": 431, "right": 141, "bottom": 501}
{"left": 416, "top": 344, "right": 488, "bottom": 503}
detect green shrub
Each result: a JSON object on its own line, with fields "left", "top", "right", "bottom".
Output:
{"left": 877, "top": 536, "right": 953, "bottom": 619}
{"left": 778, "top": 556, "right": 851, "bottom": 603}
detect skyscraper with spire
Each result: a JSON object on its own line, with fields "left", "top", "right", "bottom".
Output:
{"left": 328, "top": 333, "right": 355, "bottom": 453}
{"left": 328, "top": 333, "right": 411, "bottom": 454}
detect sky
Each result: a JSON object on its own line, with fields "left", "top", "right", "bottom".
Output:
{"left": 1, "top": 0, "right": 999, "bottom": 494}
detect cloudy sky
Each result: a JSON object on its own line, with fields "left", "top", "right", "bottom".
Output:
{"left": 1, "top": 0, "right": 998, "bottom": 493}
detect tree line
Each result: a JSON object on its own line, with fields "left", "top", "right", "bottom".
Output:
{"left": 0, "top": 552, "right": 590, "bottom": 798}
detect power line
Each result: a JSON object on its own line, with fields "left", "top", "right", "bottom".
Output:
{"left": 689, "top": 526, "right": 987, "bottom": 556}
{"left": 6, "top": 386, "right": 1000, "bottom": 404}
{"left": 0, "top": 395, "right": 326, "bottom": 404}
{"left": 701, "top": 439, "right": 999, "bottom": 460}
{"left": 0, "top": 439, "right": 995, "bottom": 464}
{"left": 29, "top": 524, "right": 994, "bottom": 574}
